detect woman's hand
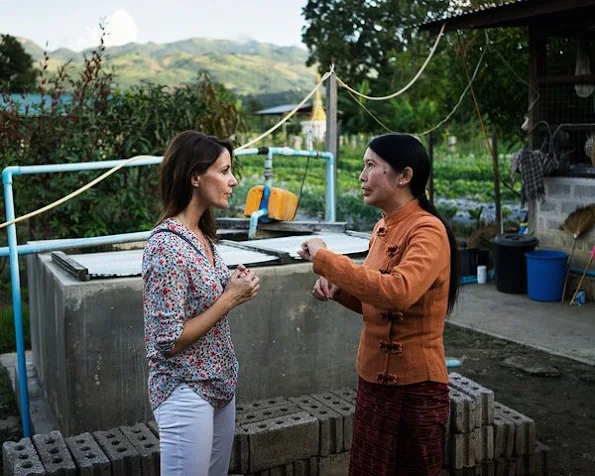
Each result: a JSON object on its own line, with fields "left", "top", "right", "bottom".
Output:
{"left": 224, "top": 264, "right": 260, "bottom": 308}
{"left": 298, "top": 238, "right": 327, "bottom": 262}
{"left": 312, "top": 276, "right": 340, "bottom": 301}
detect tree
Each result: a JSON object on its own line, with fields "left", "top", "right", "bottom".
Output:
{"left": 0, "top": 34, "right": 37, "bottom": 93}
{"left": 301, "top": 0, "right": 531, "bottom": 140}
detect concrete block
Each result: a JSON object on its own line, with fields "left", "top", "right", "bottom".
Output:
{"left": 93, "top": 428, "right": 142, "bottom": 476}
{"left": 236, "top": 397, "right": 292, "bottom": 414}
{"left": 575, "top": 184, "right": 595, "bottom": 199}
{"left": 534, "top": 441, "right": 549, "bottom": 476}
{"left": 494, "top": 458, "right": 516, "bottom": 476}
{"left": 2, "top": 438, "right": 45, "bottom": 476}
{"left": 318, "top": 452, "right": 350, "bottom": 476}
{"left": 449, "top": 374, "right": 494, "bottom": 426}
{"left": 290, "top": 395, "right": 344, "bottom": 456}
{"left": 242, "top": 411, "right": 319, "bottom": 472}
{"left": 477, "top": 425, "right": 494, "bottom": 462}
{"left": 449, "top": 431, "right": 476, "bottom": 470}
{"left": 546, "top": 183, "right": 570, "bottom": 197}
{"left": 230, "top": 424, "right": 250, "bottom": 475}
{"left": 547, "top": 218, "right": 563, "bottom": 230}
{"left": 493, "top": 414, "right": 515, "bottom": 459}
{"left": 146, "top": 420, "right": 159, "bottom": 439}
{"left": 494, "top": 403, "right": 535, "bottom": 456}
{"left": 64, "top": 432, "right": 111, "bottom": 476}
{"left": 292, "top": 457, "right": 319, "bottom": 476}
{"left": 32, "top": 431, "right": 76, "bottom": 475}
{"left": 329, "top": 388, "right": 357, "bottom": 405}
{"left": 237, "top": 404, "right": 301, "bottom": 426}
{"left": 121, "top": 423, "right": 160, "bottom": 476}
{"left": 448, "top": 388, "right": 478, "bottom": 433}
{"left": 310, "top": 392, "right": 355, "bottom": 450}
{"left": 537, "top": 201, "right": 557, "bottom": 213}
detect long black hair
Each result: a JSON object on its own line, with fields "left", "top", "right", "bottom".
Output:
{"left": 368, "top": 133, "right": 460, "bottom": 315}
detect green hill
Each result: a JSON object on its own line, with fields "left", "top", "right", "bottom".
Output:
{"left": 17, "top": 36, "right": 315, "bottom": 99}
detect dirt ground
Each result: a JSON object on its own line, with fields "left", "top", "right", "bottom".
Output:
{"left": 444, "top": 323, "right": 595, "bottom": 476}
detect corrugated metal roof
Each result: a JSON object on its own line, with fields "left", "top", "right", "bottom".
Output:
{"left": 420, "top": 0, "right": 527, "bottom": 28}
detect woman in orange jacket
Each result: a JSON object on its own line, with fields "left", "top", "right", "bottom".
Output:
{"left": 299, "top": 133, "right": 460, "bottom": 476}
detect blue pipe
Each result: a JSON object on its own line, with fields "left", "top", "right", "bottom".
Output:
{"left": 0, "top": 231, "right": 151, "bottom": 258}
{"left": 248, "top": 209, "right": 267, "bottom": 240}
{"left": 2, "top": 171, "right": 31, "bottom": 437}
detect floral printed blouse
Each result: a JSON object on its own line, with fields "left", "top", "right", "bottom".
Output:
{"left": 142, "top": 217, "right": 238, "bottom": 410}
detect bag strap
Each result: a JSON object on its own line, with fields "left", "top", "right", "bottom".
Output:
{"left": 150, "top": 228, "right": 204, "bottom": 256}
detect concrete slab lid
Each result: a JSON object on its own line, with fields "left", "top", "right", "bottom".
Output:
{"left": 237, "top": 233, "right": 370, "bottom": 258}
{"left": 60, "top": 232, "right": 370, "bottom": 279}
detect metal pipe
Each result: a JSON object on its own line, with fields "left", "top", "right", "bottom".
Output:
{"left": 570, "top": 266, "right": 595, "bottom": 278}
{"left": 0, "top": 231, "right": 151, "bottom": 258}
{"left": 2, "top": 170, "right": 31, "bottom": 437}
{"left": 248, "top": 209, "right": 267, "bottom": 240}
{"left": 3, "top": 156, "right": 164, "bottom": 176}
{"left": 264, "top": 150, "right": 273, "bottom": 188}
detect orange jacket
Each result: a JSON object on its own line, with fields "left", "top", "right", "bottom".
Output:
{"left": 313, "top": 199, "right": 450, "bottom": 386}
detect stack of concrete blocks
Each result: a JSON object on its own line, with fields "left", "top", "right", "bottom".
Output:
{"left": 2, "top": 376, "right": 550, "bottom": 476}
{"left": 229, "top": 389, "right": 357, "bottom": 476}
{"left": 443, "top": 373, "right": 549, "bottom": 476}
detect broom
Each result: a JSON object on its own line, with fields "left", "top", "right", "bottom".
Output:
{"left": 560, "top": 204, "right": 595, "bottom": 303}
{"left": 569, "top": 244, "right": 595, "bottom": 306}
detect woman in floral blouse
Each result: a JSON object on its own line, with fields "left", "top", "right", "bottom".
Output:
{"left": 142, "top": 131, "right": 260, "bottom": 476}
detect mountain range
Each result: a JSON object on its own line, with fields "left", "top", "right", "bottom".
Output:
{"left": 18, "top": 36, "right": 316, "bottom": 105}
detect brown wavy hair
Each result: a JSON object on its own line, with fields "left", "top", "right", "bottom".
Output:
{"left": 158, "top": 130, "right": 234, "bottom": 241}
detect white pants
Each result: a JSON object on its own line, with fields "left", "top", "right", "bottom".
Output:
{"left": 153, "top": 384, "right": 235, "bottom": 476}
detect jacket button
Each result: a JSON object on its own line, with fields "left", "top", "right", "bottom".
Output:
{"left": 390, "top": 342, "right": 403, "bottom": 354}
{"left": 396, "top": 312, "right": 404, "bottom": 322}
{"left": 377, "top": 372, "right": 386, "bottom": 382}
{"left": 379, "top": 341, "right": 389, "bottom": 353}
{"left": 388, "top": 374, "right": 399, "bottom": 383}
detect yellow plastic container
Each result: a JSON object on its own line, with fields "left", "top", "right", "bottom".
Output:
{"left": 244, "top": 186, "right": 298, "bottom": 221}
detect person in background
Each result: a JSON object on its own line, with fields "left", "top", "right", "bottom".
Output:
{"left": 298, "top": 133, "right": 460, "bottom": 476}
{"left": 142, "top": 131, "right": 260, "bottom": 476}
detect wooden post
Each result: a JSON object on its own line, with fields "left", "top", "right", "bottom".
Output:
{"left": 325, "top": 70, "right": 338, "bottom": 222}
{"left": 492, "top": 130, "right": 502, "bottom": 233}
{"left": 427, "top": 132, "right": 434, "bottom": 204}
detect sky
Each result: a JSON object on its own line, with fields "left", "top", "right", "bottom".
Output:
{"left": 0, "top": 0, "right": 309, "bottom": 51}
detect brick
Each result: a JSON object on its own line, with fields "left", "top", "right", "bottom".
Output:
{"left": 237, "top": 404, "right": 301, "bottom": 426}
{"left": 329, "top": 388, "right": 357, "bottom": 405}
{"left": 477, "top": 425, "right": 494, "bottom": 462}
{"left": 236, "top": 397, "right": 292, "bottom": 414}
{"left": 448, "top": 388, "right": 478, "bottom": 433}
{"left": 290, "top": 395, "right": 344, "bottom": 455}
{"left": 242, "top": 411, "right": 319, "bottom": 472}
{"left": 310, "top": 392, "right": 355, "bottom": 451}
{"left": 230, "top": 424, "right": 250, "bottom": 475}
{"left": 494, "top": 457, "right": 516, "bottom": 476}
{"left": 65, "top": 432, "right": 111, "bottom": 476}
{"left": 121, "top": 423, "right": 160, "bottom": 476}
{"left": 2, "top": 438, "right": 45, "bottom": 476}
{"left": 494, "top": 403, "right": 535, "bottom": 456}
{"left": 493, "top": 414, "right": 515, "bottom": 459}
{"left": 32, "top": 431, "right": 76, "bottom": 475}
{"left": 146, "top": 420, "right": 159, "bottom": 438}
{"left": 292, "top": 457, "right": 319, "bottom": 476}
{"left": 449, "top": 374, "right": 494, "bottom": 426}
{"left": 318, "top": 452, "right": 350, "bottom": 476}
{"left": 93, "top": 428, "right": 142, "bottom": 476}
